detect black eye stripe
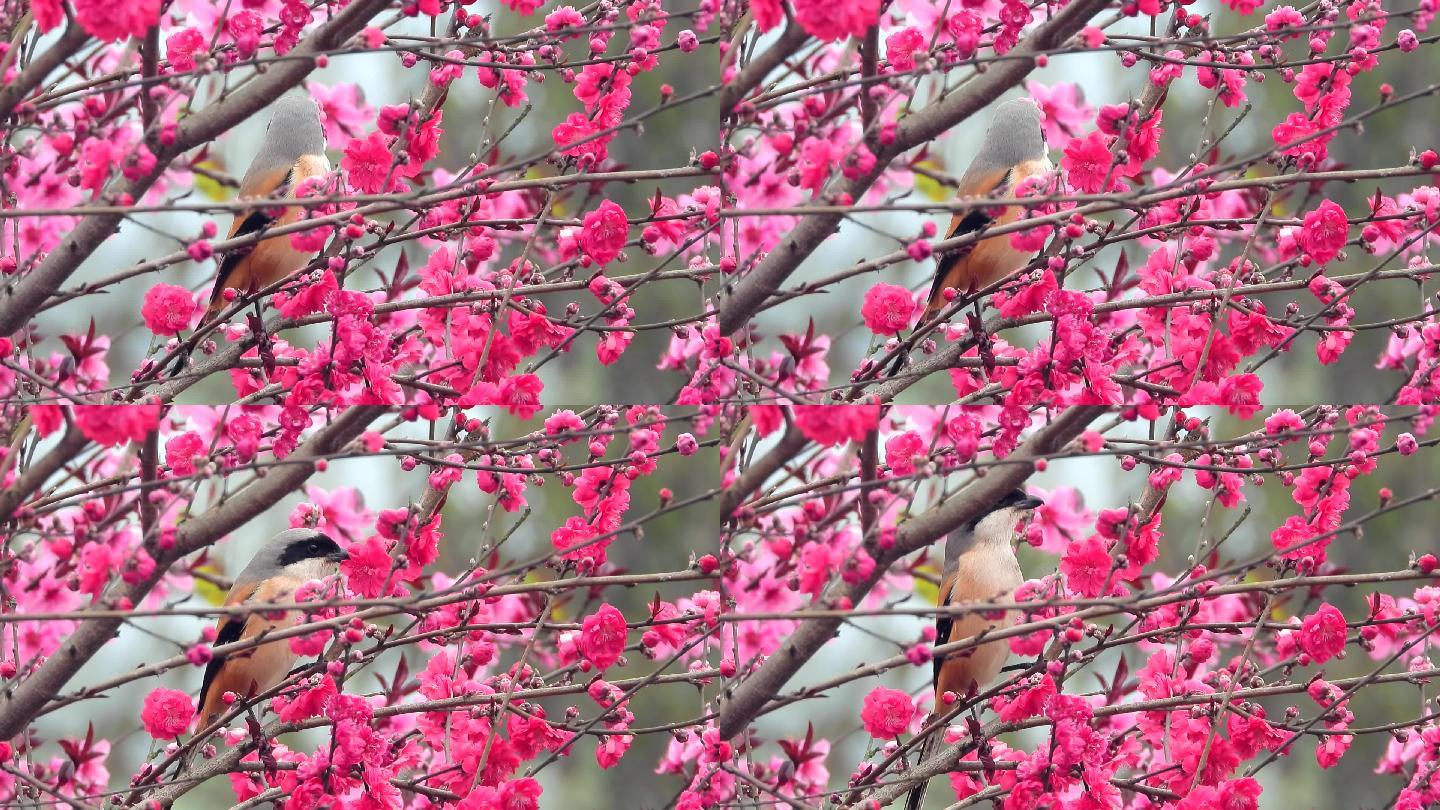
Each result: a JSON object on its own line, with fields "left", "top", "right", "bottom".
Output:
{"left": 277, "top": 533, "right": 341, "bottom": 567}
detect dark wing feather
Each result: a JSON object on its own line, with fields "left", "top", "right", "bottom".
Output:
{"left": 208, "top": 210, "right": 278, "bottom": 306}
{"left": 208, "top": 167, "right": 296, "bottom": 307}
{"left": 198, "top": 616, "right": 247, "bottom": 713}
{"left": 926, "top": 209, "right": 992, "bottom": 305}
{"left": 925, "top": 168, "right": 1013, "bottom": 308}
{"left": 932, "top": 578, "right": 954, "bottom": 689}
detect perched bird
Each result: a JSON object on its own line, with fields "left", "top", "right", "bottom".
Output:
{"left": 922, "top": 98, "right": 1051, "bottom": 321}
{"left": 905, "top": 489, "right": 1043, "bottom": 810}
{"left": 196, "top": 529, "right": 349, "bottom": 731}
{"left": 204, "top": 90, "right": 330, "bottom": 325}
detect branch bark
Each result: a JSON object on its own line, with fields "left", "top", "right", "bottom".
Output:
{"left": 719, "top": 20, "right": 809, "bottom": 115}
{"left": 716, "top": 404, "right": 1106, "bottom": 739}
{"left": 0, "top": 23, "right": 89, "bottom": 121}
{"left": 0, "top": 425, "right": 88, "bottom": 525}
{"left": 0, "top": 0, "right": 391, "bottom": 338}
{"left": 716, "top": 0, "right": 1112, "bottom": 336}
{"left": 0, "top": 406, "right": 382, "bottom": 741}
{"left": 719, "top": 424, "right": 807, "bottom": 518}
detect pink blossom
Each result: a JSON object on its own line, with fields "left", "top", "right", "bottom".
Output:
{"left": 1300, "top": 603, "right": 1347, "bottom": 663}
{"left": 276, "top": 677, "right": 336, "bottom": 722}
{"left": 74, "top": 405, "right": 160, "bottom": 447}
{"left": 1025, "top": 81, "right": 1093, "bottom": 149}
{"left": 1062, "top": 130, "right": 1118, "bottom": 193}
{"left": 884, "top": 431, "right": 926, "bottom": 475}
{"left": 552, "top": 516, "right": 608, "bottom": 567}
{"left": 997, "top": 675, "right": 1057, "bottom": 721}
{"left": 859, "top": 686, "right": 914, "bottom": 738}
{"left": 544, "top": 410, "right": 586, "bottom": 438}
{"left": 996, "top": 270, "right": 1057, "bottom": 317}
{"left": 885, "top": 27, "right": 927, "bottom": 72}
{"left": 342, "top": 131, "right": 397, "bottom": 194}
{"left": 1060, "top": 535, "right": 1112, "bottom": 597}
{"left": 140, "top": 688, "right": 194, "bottom": 738}
{"left": 341, "top": 537, "right": 395, "bottom": 598}
{"left": 498, "top": 374, "right": 544, "bottom": 420}
{"left": 1217, "top": 373, "right": 1263, "bottom": 419}
{"left": 1300, "top": 200, "right": 1349, "bottom": 264}
{"left": 166, "top": 28, "right": 206, "bottom": 72}
{"left": 1264, "top": 409, "right": 1305, "bottom": 435}
{"left": 73, "top": 0, "right": 159, "bottom": 42}
{"left": 793, "top": 404, "right": 880, "bottom": 446}
{"left": 1397, "top": 433, "right": 1419, "bottom": 455}
{"left": 792, "top": 0, "right": 879, "bottom": 41}
{"left": 165, "top": 431, "right": 205, "bottom": 476}
{"left": 1265, "top": 6, "right": 1305, "bottom": 32}
{"left": 581, "top": 200, "right": 630, "bottom": 266}
{"left": 141, "top": 283, "right": 198, "bottom": 336}
{"left": 32, "top": 0, "right": 64, "bottom": 32}
{"left": 580, "top": 604, "right": 628, "bottom": 670}
{"left": 860, "top": 283, "right": 916, "bottom": 335}
{"left": 545, "top": 6, "right": 585, "bottom": 33}
{"left": 309, "top": 82, "right": 374, "bottom": 150}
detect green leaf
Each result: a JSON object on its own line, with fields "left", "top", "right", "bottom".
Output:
{"left": 913, "top": 563, "right": 940, "bottom": 605}
{"left": 912, "top": 160, "right": 952, "bottom": 203}
{"left": 193, "top": 564, "right": 227, "bottom": 606}
{"left": 192, "top": 160, "right": 231, "bottom": 203}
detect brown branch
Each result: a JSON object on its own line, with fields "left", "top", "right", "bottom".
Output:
{"left": 0, "top": 424, "right": 88, "bottom": 524}
{"left": 719, "top": 20, "right": 809, "bottom": 114}
{"left": 0, "top": 23, "right": 89, "bottom": 121}
{"left": 719, "top": 423, "right": 808, "bottom": 518}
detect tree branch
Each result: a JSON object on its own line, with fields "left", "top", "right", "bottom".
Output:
{"left": 0, "top": 425, "right": 88, "bottom": 525}
{"left": 719, "top": 20, "right": 809, "bottom": 114}
{"left": 719, "top": 423, "right": 807, "bottom": 518}
{"left": 0, "top": 23, "right": 89, "bottom": 121}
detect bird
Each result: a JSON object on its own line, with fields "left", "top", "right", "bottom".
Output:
{"left": 921, "top": 97, "right": 1051, "bottom": 322}
{"left": 203, "top": 90, "right": 330, "bottom": 325}
{"left": 904, "top": 488, "right": 1042, "bottom": 810}
{"left": 195, "top": 528, "right": 349, "bottom": 732}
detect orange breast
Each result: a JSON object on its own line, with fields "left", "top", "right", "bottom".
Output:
{"left": 933, "top": 548, "right": 1023, "bottom": 700}
{"left": 196, "top": 575, "right": 307, "bottom": 729}
{"left": 923, "top": 158, "right": 1052, "bottom": 318}
{"left": 208, "top": 154, "right": 331, "bottom": 317}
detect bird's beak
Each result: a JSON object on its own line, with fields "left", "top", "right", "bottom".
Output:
{"left": 1017, "top": 496, "right": 1044, "bottom": 511}
{"left": 332, "top": 549, "right": 351, "bottom": 563}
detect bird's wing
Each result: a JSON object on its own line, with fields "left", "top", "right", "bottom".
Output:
{"left": 208, "top": 164, "right": 296, "bottom": 309}
{"left": 198, "top": 580, "right": 259, "bottom": 721}
{"left": 932, "top": 570, "right": 957, "bottom": 689}
{"left": 925, "top": 166, "right": 1014, "bottom": 312}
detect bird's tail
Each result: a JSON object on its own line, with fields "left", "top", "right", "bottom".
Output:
{"left": 904, "top": 731, "right": 938, "bottom": 810}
